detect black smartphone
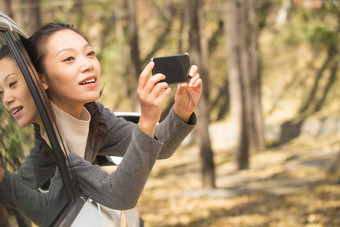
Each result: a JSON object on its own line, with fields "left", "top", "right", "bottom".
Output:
{"left": 151, "top": 53, "right": 191, "bottom": 84}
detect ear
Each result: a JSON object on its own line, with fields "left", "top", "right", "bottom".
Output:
{"left": 40, "top": 74, "right": 49, "bottom": 90}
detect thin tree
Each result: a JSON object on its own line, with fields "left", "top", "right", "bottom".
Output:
{"left": 186, "top": 0, "right": 216, "bottom": 189}
{"left": 224, "top": 0, "right": 265, "bottom": 170}
{"left": 127, "top": 0, "right": 141, "bottom": 111}
{"left": 25, "top": 0, "right": 42, "bottom": 35}
{"left": 5, "top": 0, "right": 23, "bottom": 28}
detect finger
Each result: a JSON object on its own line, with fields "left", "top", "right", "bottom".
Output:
{"left": 138, "top": 62, "right": 154, "bottom": 91}
{"left": 144, "top": 73, "right": 166, "bottom": 94}
{"left": 194, "top": 78, "right": 203, "bottom": 88}
{"left": 189, "top": 73, "right": 200, "bottom": 87}
{"left": 156, "top": 87, "right": 172, "bottom": 104}
{"left": 150, "top": 82, "right": 169, "bottom": 98}
{"left": 178, "top": 82, "right": 188, "bottom": 89}
{"left": 188, "top": 65, "right": 198, "bottom": 77}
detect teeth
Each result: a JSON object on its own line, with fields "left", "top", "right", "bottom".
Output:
{"left": 80, "top": 79, "right": 95, "bottom": 85}
{"left": 12, "top": 107, "right": 23, "bottom": 115}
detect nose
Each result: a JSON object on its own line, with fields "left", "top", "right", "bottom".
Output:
{"left": 3, "top": 91, "right": 14, "bottom": 107}
{"left": 80, "top": 56, "right": 94, "bottom": 72}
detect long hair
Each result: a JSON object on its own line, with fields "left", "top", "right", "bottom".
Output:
{"left": 25, "top": 23, "right": 107, "bottom": 150}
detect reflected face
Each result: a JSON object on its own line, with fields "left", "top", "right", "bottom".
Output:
{"left": 42, "top": 29, "right": 101, "bottom": 117}
{"left": 0, "top": 57, "right": 39, "bottom": 127}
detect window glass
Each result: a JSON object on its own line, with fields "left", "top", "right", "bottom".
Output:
{"left": 0, "top": 32, "right": 67, "bottom": 227}
{"left": 0, "top": 43, "right": 34, "bottom": 173}
{"left": 0, "top": 35, "right": 35, "bottom": 226}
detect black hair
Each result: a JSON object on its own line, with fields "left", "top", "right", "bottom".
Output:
{"left": 0, "top": 45, "right": 12, "bottom": 60}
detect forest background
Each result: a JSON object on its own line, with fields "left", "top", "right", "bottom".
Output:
{"left": 0, "top": 0, "right": 340, "bottom": 226}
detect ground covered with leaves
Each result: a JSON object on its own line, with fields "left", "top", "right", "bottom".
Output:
{"left": 137, "top": 130, "right": 340, "bottom": 227}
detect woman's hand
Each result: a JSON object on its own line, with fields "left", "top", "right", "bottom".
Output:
{"left": 138, "top": 62, "right": 171, "bottom": 137}
{"left": 174, "top": 65, "right": 202, "bottom": 123}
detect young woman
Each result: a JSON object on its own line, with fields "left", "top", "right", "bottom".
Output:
{"left": 0, "top": 23, "right": 202, "bottom": 226}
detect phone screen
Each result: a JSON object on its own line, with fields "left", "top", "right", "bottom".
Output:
{"left": 151, "top": 54, "right": 190, "bottom": 84}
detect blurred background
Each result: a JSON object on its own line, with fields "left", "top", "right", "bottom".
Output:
{"left": 1, "top": 0, "right": 340, "bottom": 226}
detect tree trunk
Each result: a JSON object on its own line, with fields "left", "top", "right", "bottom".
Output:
{"left": 8, "top": 0, "right": 23, "bottom": 27}
{"left": 127, "top": 0, "right": 141, "bottom": 111}
{"left": 248, "top": 0, "right": 265, "bottom": 151}
{"left": 327, "top": 149, "right": 340, "bottom": 183}
{"left": 26, "top": 0, "right": 42, "bottom": 35}
{"left": 225, "top": 0, "right": 264, "bottom": 170}
{"left": 187, "top": 0, "right": 216, "bottom": 189}
{"left": 0, "top": 0, "right": 11, "bottom": 17}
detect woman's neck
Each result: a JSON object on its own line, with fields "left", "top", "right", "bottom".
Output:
{"left": 51, "top": 100, "right": 84, "bottom": 119}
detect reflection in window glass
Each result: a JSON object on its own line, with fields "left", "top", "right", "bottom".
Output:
{"left": 0, "top": 35, "right": 34, "bottom": 227}
{"left": 0, "top": 38, "right": 34, "bottom": 173}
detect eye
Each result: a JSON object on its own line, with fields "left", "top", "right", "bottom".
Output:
{"left": 9, "top": 81, "right": 17, "bottom": 88}
{"left": 0, "top": 90, "right": 3, "bottom": 97}
{"left": 87, "top": 51, "right": 95, "bottom": 57}
{"left": 63, "top": 56, "right": 74, "bottom": 62}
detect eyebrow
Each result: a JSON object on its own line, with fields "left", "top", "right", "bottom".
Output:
{"left": 0, "top": 73, "right": 18, "bottom": 88}
{"left": 4, "top": 73, "right": 17, "bottom": 81}
{"left": 55, "top": 43, "right": 92, "bottom": 57}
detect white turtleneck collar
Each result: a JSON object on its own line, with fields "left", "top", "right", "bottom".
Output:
{"left": 41, "top": 101, "right": 91, "bottom": 158}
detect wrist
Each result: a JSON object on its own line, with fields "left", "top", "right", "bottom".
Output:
{"left": 173, "top": 106, "right": 192, "bottom": 123}
{"left": 138, "top": 117, "right": 156, "bottom": 137}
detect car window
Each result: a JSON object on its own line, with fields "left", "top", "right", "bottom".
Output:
{"left": 0, "top": 35, "right": 37, "bottom": 226}
{"left": 0, "top": 19, "right": 78, "bottom": 227}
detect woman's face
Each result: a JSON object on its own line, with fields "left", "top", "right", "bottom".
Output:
{"left": 42, "top": 29, "right": 101, "bottom": 118}
{"left": 0, "top": 57, "right": 39, "bottom": 127}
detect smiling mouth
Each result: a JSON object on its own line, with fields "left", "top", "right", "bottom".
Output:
{"left": 12, "top": 107, "right": 23, "bottom": 115}
{"left": 79, "top": 78, "right": 96, "bottom": 85}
